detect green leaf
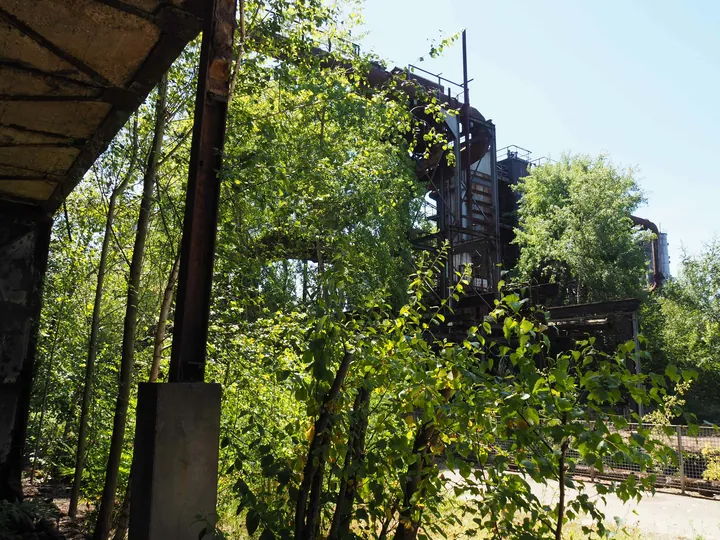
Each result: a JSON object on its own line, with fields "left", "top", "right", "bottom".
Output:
{"left": 519, "top": 319, "right": 534, "bottom": 334}
{"left": 246, "top": 510, "right": 260, "bottom": 535}
{"left": 556, "top": 398, "right": 573, "bottom": 412}
{"left": 233, "top": 478, "right": 251, "bottom": 497}
{"left": 295, "top": 386, "right": 307, "bottom": 401}
{"left": 631, "top": 432, "right": 646, "bottom": 446}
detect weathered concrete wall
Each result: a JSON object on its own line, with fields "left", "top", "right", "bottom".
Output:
{"left": 130, "top": 383, "right": 222, "bottom": 540}
{"left": 0, "top": 205, "right": 51, "bottom": 500}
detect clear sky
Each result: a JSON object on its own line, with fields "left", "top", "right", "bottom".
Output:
{"left": 358, "top": 0, "right": 720, "bottom": 275}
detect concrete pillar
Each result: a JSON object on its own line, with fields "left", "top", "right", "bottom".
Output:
{"left": 130, "top": 382, "right": 222, "bottom": 540}
{"left": 0, "top": 205, "right": 51, "bottom": 501}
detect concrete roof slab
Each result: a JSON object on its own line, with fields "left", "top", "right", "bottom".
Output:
{"left": 0, "top": 0, "right": 203, "bottom": 212}
{"left": 0, "top": 179, "right": 57, "bottom": 201}
{"left": 0, "top": 101, "right": 112, "bottom": 140}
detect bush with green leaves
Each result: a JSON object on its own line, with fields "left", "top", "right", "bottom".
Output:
{"left": 0, "top": 500, "right": 63, "bottom": 540}
{"left": 701, "top": 446, "right": 720, "bottom": 482}
{"left": 212, "top": 251, "right": 688, "bottom": 540}
{"left": 455, "top": 288, "right": 688, "bottom": 539}
{"left": 512, "top": 153, "right": 650, "bottom": 304}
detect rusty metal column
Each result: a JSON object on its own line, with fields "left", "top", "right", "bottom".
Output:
{"left": 169, "top": 0, "right": 236, "bottom": 382}
{"left": 129, "top": 3, "right": 235, "bottom": 537}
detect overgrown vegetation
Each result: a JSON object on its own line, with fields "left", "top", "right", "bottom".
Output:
{"left": 16, "top": 1, "right": 717, "bottom": 539}
{"left": 0, "top": 500, "right": 62, "bottom": 540}
{"left": 643, "top": 239, "right": 720, "bottom": 423}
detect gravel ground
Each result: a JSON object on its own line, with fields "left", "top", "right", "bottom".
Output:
{"left": 444, "top": 470, "right": 720, "bottom": 539}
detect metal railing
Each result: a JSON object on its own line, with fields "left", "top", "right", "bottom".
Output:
{"left": 497, "top": 145, "right": 532, "bottom": 162}
{"left": 495, "top": 423, "right": 720, "bottom": 496}
{"left": 529, "top": 156, "right": 554, "bottom": 167}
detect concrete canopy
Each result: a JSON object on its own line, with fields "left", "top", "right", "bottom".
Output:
{"left": 0, "top": 0, "right": 203, "bottom": 213}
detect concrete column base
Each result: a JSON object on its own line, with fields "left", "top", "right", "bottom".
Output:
{"left": 130, "top": 382, "right": 222, "bottom": 540}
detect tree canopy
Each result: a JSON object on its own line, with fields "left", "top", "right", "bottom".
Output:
{"left": 513, "top": 154, "right": 649, "bottom": 304}
{"left": 644, "top": 239, "right": 720, "bottom": 422}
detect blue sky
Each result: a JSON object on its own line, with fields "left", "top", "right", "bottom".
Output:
{"left": 358, "top": 0, "right": 720, "bottom": 275}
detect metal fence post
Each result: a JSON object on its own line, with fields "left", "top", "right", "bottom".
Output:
{"left": 677, "top": 425, "right": 685, "bottom": 494}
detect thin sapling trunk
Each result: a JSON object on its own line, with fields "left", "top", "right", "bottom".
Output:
{"left": 93, "top": 76, "right": 167, "bottom": 540}
{"left": 329, "top": 383, "right": 370, "bottom": 540}
{"left": 112, "top": 248, "right": 180, "bottom": 540}
{"left": 69, "top": 116, "right": 138, "bottom": 518}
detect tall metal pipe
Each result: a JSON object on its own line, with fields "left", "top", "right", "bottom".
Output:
{"left": 462, "top": 30, "right": 472, "bottom": 238}
{"left": 490, "top": 122, "right": 500, "bottom": 287}
{"left": 631, "top": 215, "right": 663, "bottom": 289}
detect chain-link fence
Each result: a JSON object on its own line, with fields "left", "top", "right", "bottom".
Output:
{"left": 496, "top": 423, "right": 720, "bottom": 496}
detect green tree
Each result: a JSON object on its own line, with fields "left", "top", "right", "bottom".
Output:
{"left": 513, "top": 154, "right": 649, "bottom": 304}
{"left": 216, "top": 251, "right": 682, "bottom": 540}
{"left": 69, "top": 114, "right": 139, "bottom": 519}
{"left": 645, "top": 239, "right": 720, "bottom": 422}
{"left": 93, "top": 74, "right": 169, "bottom": 540}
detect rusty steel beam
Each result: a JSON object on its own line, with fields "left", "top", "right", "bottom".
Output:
{"left": 547, "top": 298, "right": 641, "bottom": 320}
{"left": 168, "top": 0, "right": 235, "bottom": 383}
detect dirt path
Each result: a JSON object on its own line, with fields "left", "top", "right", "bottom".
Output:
{"left": 22, "top": 480, "right": 91, "bottom": 539}
{"left": 444, "top": 470, "right": 720, "bottom": 539}
{"left": 531, "top": 478, "right": 720, "bottom": 539}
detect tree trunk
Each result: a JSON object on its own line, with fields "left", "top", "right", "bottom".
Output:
{"left": 302, "top": 259, "right": 308, "bottom": 303}
{"left": 69, "top": 117, "right": 138, "bottom": 518}
{"left": 317, "top": 241, "right": 327, "bottom": 305}
{"left": 93, "top": 76, "right": 167, "bottom": 540}
{"left": 227, "top": 0, "right": 245, "bottom": 102}
{"left": 149, "top": 252, "right": 180, "bottom": 382}
{"left": 305, "top": 432, "right": 329, "bottom": 540}
{"left": 329, "top": 384, "right": 370, "bottom": 540}
{"left": 30, "top": 313, "right": 65, "bottom": 483}
{"left": 294, "top": 350, "right": 353, "bottom": 539}
{"left": 393, "top": 424, "right": 433, "bottom": 540}
{"left": 31, "top": 231, "right": 78, "bottom": 483}
{"left": 393, "top": 387, "right": 453, "bottom": 540}
{"left": 555, "top": 414, "right": 569, "bottom": 540}
{"left": 111, "top": 248, "right": 180, "bottom": 540}
{"left": 32, "top": 301, "right": 75, "bottom": 481}
{"left": 52, "top": 387, "right": 81, "bottom": 481}
{"left": 111, "top": 482, "right": 131, "bottom": 540}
